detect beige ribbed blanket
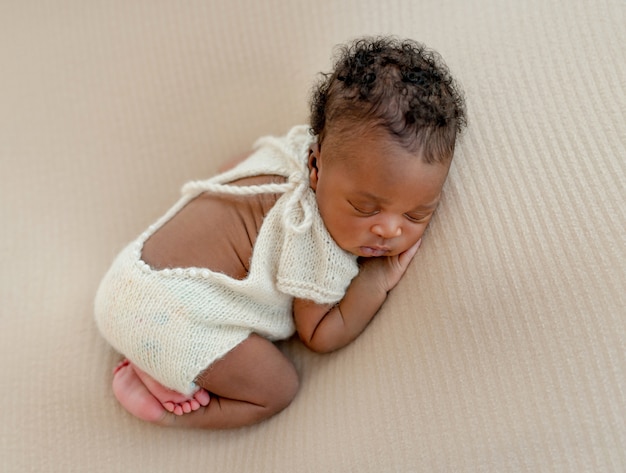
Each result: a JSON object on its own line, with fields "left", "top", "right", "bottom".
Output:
{"left": 1, "top": 1, "right": 624, "bottom": 471}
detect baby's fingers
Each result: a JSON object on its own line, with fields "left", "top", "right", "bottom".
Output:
{"left": 397, "top": 239, "right": 422, "bottom": 269}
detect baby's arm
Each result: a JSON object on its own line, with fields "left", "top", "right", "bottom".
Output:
{"left": 293, "top": 239, "right": 421, "bottom": 353}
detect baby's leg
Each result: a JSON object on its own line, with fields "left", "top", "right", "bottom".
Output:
{"left": 157, "top": 334, "right": 299, "bottom": 429}
{"left": 112, "top": 360, "right": 210, "bottom": 421}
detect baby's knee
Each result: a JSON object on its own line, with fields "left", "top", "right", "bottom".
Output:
{"left": 269, "top": 362, "right": 300, "bottom": 414}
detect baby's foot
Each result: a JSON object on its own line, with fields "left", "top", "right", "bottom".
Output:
{"left": 129, "top": 362, "right": 210, "bottom": 416}
{"left": 112, "top": 360, "right": 210, "bottom": 419}
{"left": 111, "top": 360, "right": 169, "bottom": 422}
{"left": 113, "top": 358, "right": 131, "bottom": 374}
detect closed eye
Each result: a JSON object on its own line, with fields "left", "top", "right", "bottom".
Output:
{"left": 405, "top": 213, "right": 430, "bottom": 223}
{"left": 350, "top": 202, "right": 379, "bottom": 216}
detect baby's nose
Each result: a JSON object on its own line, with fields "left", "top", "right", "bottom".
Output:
{"left": 370, "top": 220, "right": 402, "bottom": 239}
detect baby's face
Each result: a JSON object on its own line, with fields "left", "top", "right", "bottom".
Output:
{"left": 308, "top": 126, "right": 450, "bottom": 258}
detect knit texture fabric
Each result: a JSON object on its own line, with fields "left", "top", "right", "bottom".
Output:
{"left": 94, "top": 126, "right": 359, "bottom": 394}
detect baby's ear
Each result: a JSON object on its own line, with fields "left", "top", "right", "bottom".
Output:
{"left": 308, "top": 143, "right": 321, "bottom": 190}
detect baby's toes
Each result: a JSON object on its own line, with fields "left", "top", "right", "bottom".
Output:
{"left": 194, "top": 389, "right": 211, "bottom": 407}
{"left": 189, "top": 399, "right": 200, "bottom": 411}
{"left": 163, "top": 401, "right": 175, "bottom": 413}
{"left": 173, "top": 405, "right": 184, "bottom": 416}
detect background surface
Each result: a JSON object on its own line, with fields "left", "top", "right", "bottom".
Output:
{"left": 1, "top": 1, "right": 624, "bottom": 471}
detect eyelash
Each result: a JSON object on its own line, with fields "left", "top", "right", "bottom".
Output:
{"left": 352, "top": 204, "right": 378, "bottom": 216}
{"left": 405, "top": 214, "right": 428, "bottom": 223}
{"left": 351, "top": 203, "right": 428, "bottom": 223}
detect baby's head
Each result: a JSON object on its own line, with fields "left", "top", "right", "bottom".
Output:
{"left": 310, "top": 36, "right": 466, "bottom": 163}
{"left": 307, "top": 37, "right": 467, "bottom": 257}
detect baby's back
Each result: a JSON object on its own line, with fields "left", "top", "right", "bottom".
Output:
{"left": 141, "top": 175, "right": 285, "bottom": 279}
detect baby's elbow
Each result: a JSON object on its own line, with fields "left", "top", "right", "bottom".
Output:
{"left": 304, "top": 339, "right": 333, "bottom": 354}
{"left": 299, "top": 333, "right": 340, "bottom": 354}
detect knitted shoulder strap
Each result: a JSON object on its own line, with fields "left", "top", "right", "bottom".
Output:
{"left": 181, "top": 134, "right": 314, "bottom": 234}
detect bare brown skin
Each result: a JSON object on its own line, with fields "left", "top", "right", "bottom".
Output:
{"left": 140, "top": 174, "right": 303, "bottom": 429}
{"left": 112, "top": 126, "right": 445, "bottom": 429}
{"left": 142, "top": 174, "right": 282, "bottom": 280}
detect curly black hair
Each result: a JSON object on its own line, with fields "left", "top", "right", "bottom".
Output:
{"left": 309, "top": 36, "right": 467, "bottom": 164}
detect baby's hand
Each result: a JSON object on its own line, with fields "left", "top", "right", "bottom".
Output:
{"left": 359, "top": 239, "right": 422, "bottom": 294}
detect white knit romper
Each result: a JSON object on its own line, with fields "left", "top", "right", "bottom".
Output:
{"left": 94, "top": 126, "right": 359, "bottom": 395}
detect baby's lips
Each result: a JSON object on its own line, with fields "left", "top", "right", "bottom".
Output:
{"left": 360, "top": 246, "right": 389, "bottom": 257}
